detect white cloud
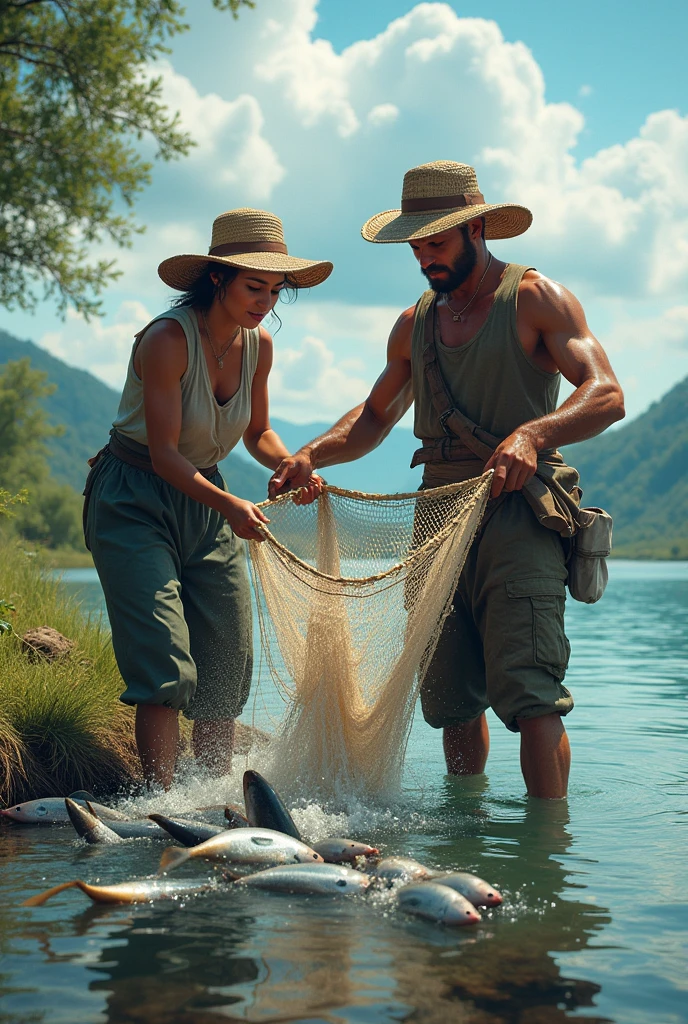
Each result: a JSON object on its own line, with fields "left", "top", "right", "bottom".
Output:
{"left": 5, "top": 0, "right": 685, "bottom": 428}
{"left": 270, "top": 334, "right": 371, "bottom": 421}
{"left": 39, "top": 302, "right": 153, "bottom": 389}
{"left": 151, "top": 61, "right": 285, "bottom": 200}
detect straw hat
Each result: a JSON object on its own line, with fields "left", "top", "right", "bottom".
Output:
{"left": 361, "top": 161, "right": 532, "bottom": 244}
{"left": 158, "top": 208, "right": 333, "bottom": 290}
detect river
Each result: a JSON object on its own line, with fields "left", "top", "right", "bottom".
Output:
{"left": 0, "top": 560, "right": 686, "bottom": 1023}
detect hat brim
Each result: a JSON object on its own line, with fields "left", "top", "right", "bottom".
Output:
{"left": 361, "top": 203, "right": 532, "bottom": 243}
{"left": 158, "top": 251, "right": 333, "bottom": 291}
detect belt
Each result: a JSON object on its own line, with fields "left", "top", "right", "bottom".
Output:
{"left": 105, "top": 430, "right": 219, "bottom": 479}
{"left": 410, "top": 437, "right": 482, "bottom": 468}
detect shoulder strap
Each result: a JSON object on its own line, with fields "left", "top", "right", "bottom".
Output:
{"left": 420, "top": 296, "right": 499, "bottom": 461}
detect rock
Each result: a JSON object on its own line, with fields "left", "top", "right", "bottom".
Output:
{"left": 21, "top": 626, "right": 74, "bottom": 662}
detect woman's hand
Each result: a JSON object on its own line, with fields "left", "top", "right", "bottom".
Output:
{"left": 221, "top": 494, "right": 270, "bottom": 542}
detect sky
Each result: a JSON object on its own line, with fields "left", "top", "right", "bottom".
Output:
{"left": 3, "top": 0, "right": 688, "bottom": 425}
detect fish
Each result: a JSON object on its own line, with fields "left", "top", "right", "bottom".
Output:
{"left": 242, "top": 770, "right": 301, "bottom": 840}
{"left": 372, "top": 857, "right": 433, "bottom": 886}
{"left": 64, "top": 800, "right": 170, "bottom": 841}
{"left": 148, "top": 814, "right": 226, "bottom": 847}
{"left": 65, "top": 798, "right": 124, "bottom": 844}
{"left": 396, "top": 882, "right": 482, "bottom": 926}
{"left": 433, "top": 872, "right": 503, "bottom": 908}
{"left": 311, "top": 838, "right": 380, "bottom": 864}
{"left": 22, "top": 878, "right": 213, "bottom": 906}
{"left": 237, "top": 863, "right": 371, "bottom": 895}
{"left": 159, "top": 827, "right": 323, "bottom": 877}
{"left": 224, "top": 804, "right": 249, "bottom": 829}
{"left": 1, "top": 796, "right": 128, "bottom": 824}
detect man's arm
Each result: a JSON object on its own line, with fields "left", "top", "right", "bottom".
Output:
{"left": 268, "top": 308, "right": 414, "bottom": 498}
{"left": 485, "top": 274, "right": 625, "bottom": 497}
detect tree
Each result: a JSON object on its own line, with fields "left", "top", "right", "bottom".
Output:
{"left": 0, "top": 358, "right": 81, "bottom": 548}
{"left": 0, "top": 0, "right": 254, "bottom": 318}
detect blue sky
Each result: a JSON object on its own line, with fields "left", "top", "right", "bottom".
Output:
{"left": 4, "top": 0, "right": 687, "bottom": 425}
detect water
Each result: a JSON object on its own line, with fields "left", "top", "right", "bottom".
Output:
{"left": 1, "top": 561, "right": 686, "bottom": 1023}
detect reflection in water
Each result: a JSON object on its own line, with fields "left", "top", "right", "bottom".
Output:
{"left": 384, "top": 781, "right": 612, "bottom": 1023}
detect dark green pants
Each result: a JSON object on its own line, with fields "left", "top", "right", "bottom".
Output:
{"left": 420, "top": 491, "right": 573, "bottom": 733}
{"left": 85, "top": 451, "right": 252, "bottom": 720}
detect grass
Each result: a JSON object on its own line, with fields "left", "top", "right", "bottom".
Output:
{"left": 0, "top": 532, "right": 139, "bottom": 804}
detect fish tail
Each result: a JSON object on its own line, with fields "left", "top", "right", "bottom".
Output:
{"left": 158, "top": 846, "right": 190, "bottom": 875}
{"left": 22, "top": 880, "right": 80, "bottom": 906}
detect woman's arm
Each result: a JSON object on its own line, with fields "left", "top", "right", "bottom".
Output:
{"left": 243, "top": 328, "right": 321, "bottom": 502}
{"left": 139, "top": 319, "right": 269, "bottom": 541}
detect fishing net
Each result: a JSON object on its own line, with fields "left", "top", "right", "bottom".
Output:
{"left": 248, "top": 475, "right": 492, "bottom": 798}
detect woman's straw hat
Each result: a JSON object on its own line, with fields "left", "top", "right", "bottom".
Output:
{"left": 158, "top": 208, "right": 333, "bottom": 290}
{"left": 361, "top": 161, "right": 532, "bottom": 243}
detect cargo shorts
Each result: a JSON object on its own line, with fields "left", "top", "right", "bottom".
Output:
{"left": 84, "top": 451, "right": 252, "bottom": 721}
{"left": 420, "top": 490, "right": 573, "bottom": 733}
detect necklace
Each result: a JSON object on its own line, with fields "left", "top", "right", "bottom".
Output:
{"left": 444, "top": 253, "right": 493, "bottom": 322}
{"left": 202, "top": 310, "right": 238, "bottom": 369}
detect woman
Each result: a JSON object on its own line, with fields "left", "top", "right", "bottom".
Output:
{"left": 84, "top": 208, "right": 331, "bottom": 789}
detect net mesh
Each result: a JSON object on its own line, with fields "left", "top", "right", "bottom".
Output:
{"left": 248, "top": 475, "right": 492, "bottom": 799}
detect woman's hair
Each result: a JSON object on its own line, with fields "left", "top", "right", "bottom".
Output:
{"left": 169, "top": 263, "right": 299, "bottom": 331}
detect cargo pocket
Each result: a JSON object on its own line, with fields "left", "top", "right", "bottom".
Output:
{"left": 505, "top": 576, "right": 570, "bottom": 675}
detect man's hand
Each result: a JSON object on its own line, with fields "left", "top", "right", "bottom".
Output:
{"left": 484, "top": 428, "right": 539, "bottom": 498}
{"left": 268, "top": 451, "right": 314, "bottom": 500}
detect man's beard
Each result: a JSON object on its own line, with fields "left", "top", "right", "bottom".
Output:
{"left": 422, "top": 230, "right": 478, "bottom": 294}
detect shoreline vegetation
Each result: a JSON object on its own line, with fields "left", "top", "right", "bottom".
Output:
{"left": 0, "top": 536, "right": 267, "bottom": 807}
{"left": 0, "top": 535, "right": 140, "bottom": 806}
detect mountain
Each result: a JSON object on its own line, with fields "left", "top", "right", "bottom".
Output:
{"left": 2, "top": 326, "right": 686, "bottom": 556}
{"left": 564, "top": 376, "right": 688, "bottom": 558}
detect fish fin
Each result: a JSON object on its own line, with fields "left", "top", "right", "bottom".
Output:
{"left": 85, "top": 800, "right": 101, "bottom": 820}
{"left": 158, "top": 846, "right": 189, "bottom": 875}
{"left": 22, "top": 880, "right": 80, "bottom": 906}
{"left": 68, "top": 791, "right": 96, "bottom": 802}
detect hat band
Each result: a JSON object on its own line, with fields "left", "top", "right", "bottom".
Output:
{"left": 209, "top": 240, "right": 288, "bottom": 257}
{"left": 400, "top": 192, "right": 485, "bottom": 214}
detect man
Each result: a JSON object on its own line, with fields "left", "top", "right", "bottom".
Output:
{"left": 269, "top": 161, "right": 625, "bottom": 799}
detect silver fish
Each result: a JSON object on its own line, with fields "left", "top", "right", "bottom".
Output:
{"left": 311, "top": 838, "right": 379, "bottom": 864}
{"left": 1, "top": 797, "right": 127, "bottom": 824}
{"left": 23, "top": 878, "right": 213, "bottom": 906}
{"left": 159, "top": 827, "right": 324, "bottom": 877}
{"left": 237, "top": 863, "right": 371, "bottom": 895}
{"left": 433, "top": 872, "right": 503, "bottom": 908}
{"left": 65, "top": 798, "right": 123, "bottom": 844}
{"left": 148, "top": 814, "right": 226, "bottom": 847}
{"left": 397, "top": 882, "right": 482, "bottom": 926}
{"left": 372, "top": 857, "right": 433, "bottom": 885}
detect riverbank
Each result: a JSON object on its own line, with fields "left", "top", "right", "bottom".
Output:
{"left": 0, "top": 536, "right": 139, "bottom": 805}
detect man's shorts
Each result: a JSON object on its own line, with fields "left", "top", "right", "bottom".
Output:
{"left": 420, "top": 491, "right": 574, "bottom": 733}
{"left": 85, "top": 451, "right": 252, "bottom": 721}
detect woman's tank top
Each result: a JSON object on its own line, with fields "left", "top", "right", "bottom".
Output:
{"left": 412, "top": 263, "right": 561, "bottom": 441}
{"left": 112, "top": 306, "right": 260, "bottom": 469}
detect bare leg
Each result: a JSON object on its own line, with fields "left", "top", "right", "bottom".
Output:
{"left": 192, "top": 718, "right": 235, "bottom": 776}
{"left": 518, "top": 714, "right": 571, "bottom": 799}
{"left": 135, "top": 705, "right": 179, "bottom": 791}
{"left": 443, "top": 713, "right": 490, "bottom": 775}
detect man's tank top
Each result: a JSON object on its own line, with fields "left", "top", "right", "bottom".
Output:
{"left": 412, "top": 263, "right": 561, "bottom": 442}
{"left": 112, "top": 306, "right": 260, "bottom": 469}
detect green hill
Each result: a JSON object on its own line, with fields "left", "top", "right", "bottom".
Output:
{"left": 564, "top": 375, "right": 688, "bottom": 558}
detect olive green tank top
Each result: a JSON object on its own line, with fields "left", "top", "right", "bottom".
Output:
{"left": 412, "top": 263, "right": 560, "bottom": 442}
{"left": 112, "top": 306, "right": 260, "bottom": 469}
